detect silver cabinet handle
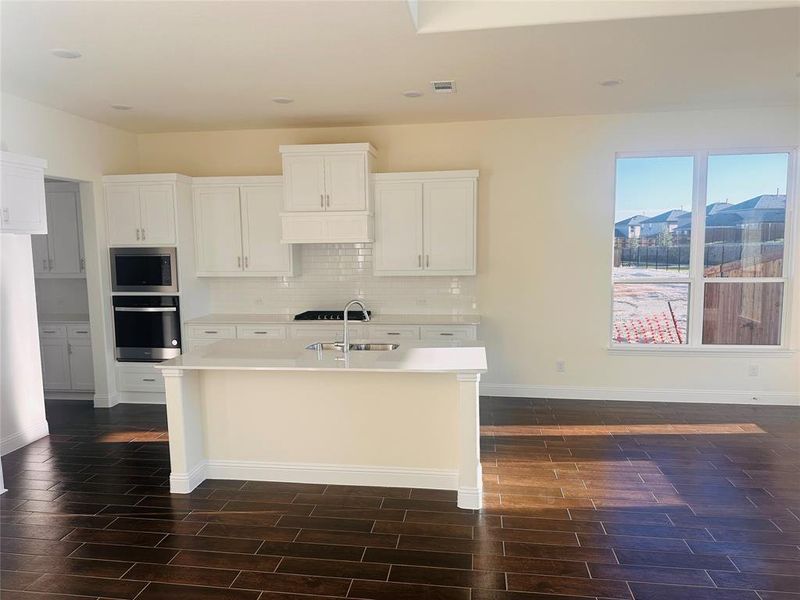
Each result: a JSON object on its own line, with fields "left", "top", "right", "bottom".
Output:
{"left": 253, "top": 331, "right": 267, "bottom": 335}
{"left": 74, "top": 330, "right": 88, "bottom": 334}
{"left": 237, "top": 256, "right": 241, "bottom": 268}
{"left": 67, "top": 343, "right": 73, "bottom": 354}
{"left": 42, "top": 259, "right": 48, "bottom": 271}
{"left": 244, "top": 256, "right": 249, "bottom": 268}
{"left": 320, "top": 194, "right": 324, "bottom": 208}
{"left": 426, "top": 255, "right": 430, "bottom": 268}
{"left": 48, "top": 258, "right": 53, "bottom": 270}
{"left": 418, "top": 255, "right": 421, "bottom": 267}
{"left": 114, "top": 306, "right": 177, "bottom": 312}
{"left": 79, "top": 257, "right": 85, "bottom": 271}
{"left": 2, "top": 207, "right": 9, "bottom": 222}
{"left": 141, "top": 228, "right": 146, "bottom": 240}
{"left": 326, "top": 194, "right": 330, "bottom": 207}
{"left": 387, "top": 332, "right": 401, "bottom": 336}
{"left": 142, "top": 378, "right": 156, "bottom": 382}
{"left": 439, "top": 332, "right": 454, "bottom": 336}
{"left": 136, "top": 228, "right": 140, "bottom": 241}
{"left": 204, "top": 330, "right": 218, "bottom": 334}
{"left": 42, "top": 330, "right": 56, "bottom": 334}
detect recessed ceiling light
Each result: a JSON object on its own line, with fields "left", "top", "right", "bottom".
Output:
{"left": 402, "top": 90, "right": 423, "bottom": 98}
{"left": 111, "top": 104, "right": 133, "bottom": 111}
{"left": 272, "top": 97, "right": 294, "bottom": 104}
{"left": 599, "top": 79, "right": 624, "bottom": 87}
{"left": 51, "top": 48, "right": 82, "bottom": 59}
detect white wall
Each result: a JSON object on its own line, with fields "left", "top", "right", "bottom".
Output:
{"left": 1, "top": 234, "right": 50, "bottom": 454}
{"left": 139, "top": 106, "right": 800, "bottom": 405}
{"left": 0, "top": 92, "right": 140, "bottom": 408}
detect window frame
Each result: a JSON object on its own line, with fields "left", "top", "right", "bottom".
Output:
{"left": 609, "top": 146, "right": 797, "bottom": 352}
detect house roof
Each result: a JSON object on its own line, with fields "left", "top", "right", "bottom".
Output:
{"left": 728, "top": 194, "right": 786, "bottom": 210}
{"left": 615, "top": 215, "right": 648, "bottom": 227}
{"left": 643, "top": 209, "right": 689, "bottom": 224}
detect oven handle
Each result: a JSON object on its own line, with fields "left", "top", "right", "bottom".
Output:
{"left": 114, "top": 307, "right": 177, "bottom": 313}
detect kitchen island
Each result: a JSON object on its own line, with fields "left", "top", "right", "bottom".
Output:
{"left": 156, "top": 338, "right": 487, "bottom": 508}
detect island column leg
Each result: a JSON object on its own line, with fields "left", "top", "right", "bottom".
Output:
{"left": 161, "top": 368, "right": 207, "bottom": 494}
{"left": 456, "top": 372, "right": 482, "bottom": 509}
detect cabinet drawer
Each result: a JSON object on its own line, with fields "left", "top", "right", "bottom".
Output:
{"left": 117, "top": 366, "right": 165, "bottom": 392}
{"left": 185, "top": 325, "right": 236, "bottom": 339}
{"left": 290, "top": 324, "right": 363, "bottom": 340}
{"left": 39, "top": 325, "right": 67, "bottom": 338}
{"left": 236, "top": 325, "right": 287, "bottom": 339}
{"left": 186, "top": 339, "right": 219, "bottom": 353}
{"left": 367, "top": 325, "right": 420, "bottom": 340}
{"left": 67, "top": 324, "right": 91, "bottom": 339}
{"left": 420, "top": 325, "right": 477, "bottom": 340}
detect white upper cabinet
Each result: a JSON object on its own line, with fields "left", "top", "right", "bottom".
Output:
{"left": 373, "top": 172, "right": 477, "bottom": 277}
{"left": 193, "top": 178, "right": 293, "bottom": 277}
{"left": 241, "top": 185, "right": 291, "bottom": 274}
{"left": 280, "top": 144, "right": 376, "bottom": 243}
{"left": 139, "top": 185, "right": 177, "bottom": 245}
{"left": 325, "top": 154, "right": 368, "bottom": 211}
{"left": 33, "top": 183, "right": 85, "bottom": 277}
{"left": 281, "top": 144, "right": 374, "bottom": 213}
{"left": 283, "top": 155, "right": 326, "bottom": 212}
{"left": 193, "top": 185, "right": 242, "bottom": 274}
{"left": 104, "top": 177, "right": 179, "bottom": 246}
{"left": 1, "top": 152, "right": 47, "bottom": 234}
{"left": 423, "top": 180, "right": 476, "bottom": 274}
{"left": 373, "top": 182, "right": 424, "bottom": 273}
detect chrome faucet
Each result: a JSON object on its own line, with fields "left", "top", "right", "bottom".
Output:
{"left": 340, "top": 299, "right": 370, "bottom": 353}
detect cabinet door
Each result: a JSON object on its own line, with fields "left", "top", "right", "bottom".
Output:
{"left": 241, "top": 185, "right": 292, "bottom": 275}
{"left": 0, "top": 162, "right": 47, "bottom": 234}
{"left": 46, "top": 190, "right": 82, "bottom": 274}
{"left": 325, "top": 154, "right": 367, "bottom": 211}
{"left": 106, "top": 185, "right": 141, "bottom": 245}
{"left": 31, "top": 234, "right": 50, "bottom": 274}
{"left": 283, "top": 155, "right": 326, "bottom": 212}
{"left": 423, "top": 180, "right": 476, "bottom": 275}
{"left": 193, "top": 186, "right": 243, "bottom": 274}
{"left": 139, "top": 184, "right": 176, "bottom": 245}
{"left": 68, "top": 339, "right": 94, "bottom": 391}
{"left": 41, "top": 339, "right": 71, "bottom": 390}
{"left": 373, "top": 182, "right": 423, "bottom": 274}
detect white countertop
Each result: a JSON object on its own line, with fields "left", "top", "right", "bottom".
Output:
{"left": 39, "top": 313, "right": 90, "bottom": 324}
{"left": 185, "top": 313, "right": 481, "bottom": 326}
{"left": 157, "top": 338, "right": 487, "bottom": 374}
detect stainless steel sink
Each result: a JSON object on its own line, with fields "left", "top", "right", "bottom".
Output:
{"left": 306, "top": 342, "right": 399, "bottom": 352}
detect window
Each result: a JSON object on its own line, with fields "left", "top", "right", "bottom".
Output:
{"left": 612, "top": 150, "right": 794, "bottom": 348}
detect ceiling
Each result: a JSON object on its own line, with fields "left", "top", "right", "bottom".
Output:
{"left": 1, "top": 1, "right": 798, "bottom": 133}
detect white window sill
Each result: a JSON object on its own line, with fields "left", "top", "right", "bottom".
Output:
{"left": 608, "top": 345, "right": 795, "bottom": 358}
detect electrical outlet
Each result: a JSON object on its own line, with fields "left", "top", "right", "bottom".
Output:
{"left": 556, "top": 360, "right": 566, "bottom": 373}
{"left": 747, "top": 364, "right": 759, "bottom": 377}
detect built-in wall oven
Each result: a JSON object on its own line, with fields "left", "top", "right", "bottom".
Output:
{"left": 110, "top": 247, "right": 178, "bottom": 293}
{"left": 113, "top": 296, "right": 181, "bottom": 361}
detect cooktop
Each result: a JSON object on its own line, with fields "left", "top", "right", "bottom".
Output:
{"left": 294, "top": 310, "right": 372, "bottom": 321}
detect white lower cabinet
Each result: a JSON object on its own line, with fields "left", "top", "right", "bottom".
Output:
{"left": 40, "top": 339, "right": 71, "bottom": 390}
{"left": 39, "top": 322, "right": 94, "bottom": 392}
{"left": 185, "top": 321, "right": 476, "bottom": 350}
{"left": 117, "top": 364, "right": 165, "bottom": 393}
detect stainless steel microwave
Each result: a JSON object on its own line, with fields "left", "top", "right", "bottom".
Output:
{"left": 110, "top": 247, "right": 178, "bottom": 293}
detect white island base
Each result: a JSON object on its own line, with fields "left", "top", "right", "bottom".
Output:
{"left": 158, "top": 340, "right": 486, "bottom": 509}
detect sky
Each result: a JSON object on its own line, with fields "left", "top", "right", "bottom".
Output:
{"left": 615, "top": 153, "right": 789, "bottom": 222}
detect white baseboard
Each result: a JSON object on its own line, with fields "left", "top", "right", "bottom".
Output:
{"left": 117, "top": 392, "right": 165, "bottom": 405}
{"left": 458, "top": 486, "right": 482, "bottom": 509}
{"left": 479, "top": 383, "right": 799, "bottom": 406}
{"left": 169, "top": 459, "right": 458, "bottom": 494}
{"left": 1, "top": 419, "right": 50, "bottom": 456}
{"left": 93, "top": 392, "right": 120, "bottom": 408}
{"left": 45, "top": 391, "right": 93, "bottom": 402}
{"left": 170, "top": 461, "right": 208, "bottom": 493}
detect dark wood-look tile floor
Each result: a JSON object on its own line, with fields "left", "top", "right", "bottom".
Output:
{"left": 1, "top": 398, "right": 798, "bottom": 600}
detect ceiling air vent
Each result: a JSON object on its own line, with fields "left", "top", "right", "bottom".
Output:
{"left": 431, "top": 80, "right": 456, "bottom": 94}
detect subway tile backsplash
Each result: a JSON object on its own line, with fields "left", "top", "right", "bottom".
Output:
{"left": 208, "top": 243, "right": 478, "bottom": 315}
